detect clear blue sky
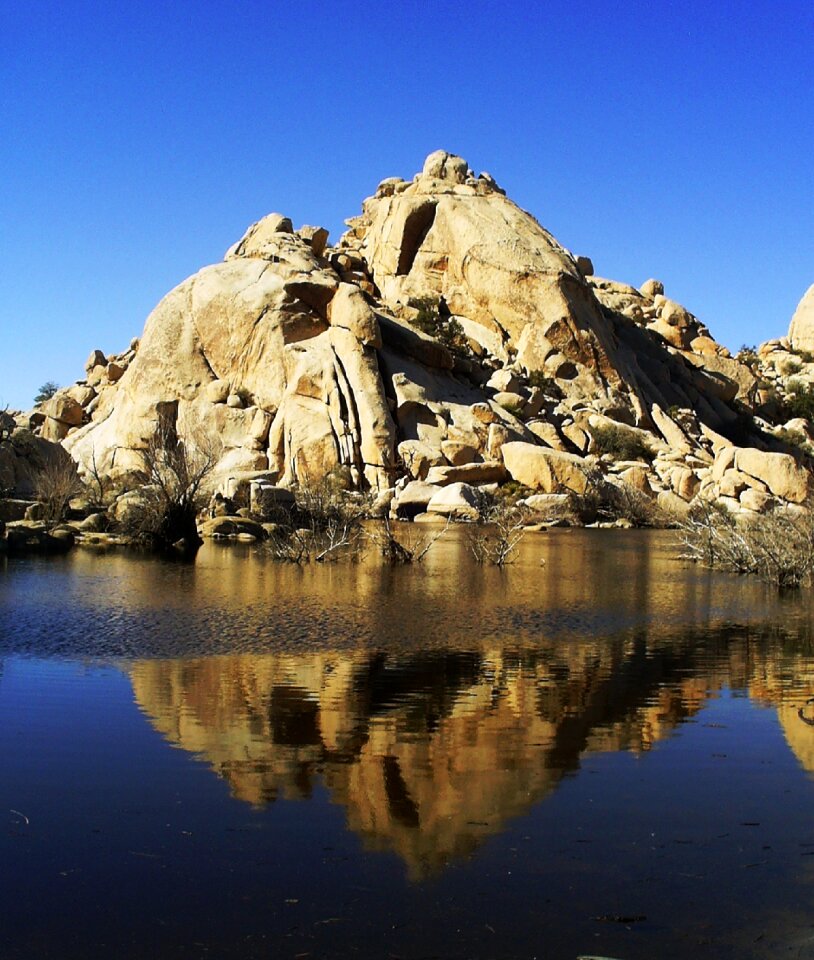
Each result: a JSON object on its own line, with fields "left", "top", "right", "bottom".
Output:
{"left": 1, "top": 0, "right": 812, "bottom": 410}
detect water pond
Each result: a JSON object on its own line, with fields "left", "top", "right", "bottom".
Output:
{"left": 3, "top": 529, "right": 814, "bottom": 959}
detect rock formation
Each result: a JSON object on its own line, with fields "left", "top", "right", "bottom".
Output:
{"left": 14, "top": 151, "right": 814, "bottom": 521}
{"left": 789, "top": 285, "right": 814, "bottom": 353}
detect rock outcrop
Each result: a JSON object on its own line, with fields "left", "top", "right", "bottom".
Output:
{"left": 19, "top": 151, "right": 814, "bottom": 521}
{"left": 789, "top": 285, "right": 814, "bottom": 353}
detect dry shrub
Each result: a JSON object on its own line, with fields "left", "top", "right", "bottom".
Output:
{"left": 568, "top": 470, "right": 664, "bottom": 527}
{"left": 35, "top": 456, "right": 84, "bottom": 523}
{"left": 368, "top": 515, "right": 449, "bottom": 564}
{"left": 679, "top": 502, "right": 814, "bottom": 589}
{"left": 262, "top": 470, "right": 370, "bottom": 563}
{"left": 125, "top": 418, "right": 220, "bottom": 551}
{"left": 466, "top": 492, "right": 528, "bottom": 565}
{"left": 83, "top": 447, "right": 116, "bottom": 506}
{"left": 589, "top": 423, "right": 653, "bottom": 462}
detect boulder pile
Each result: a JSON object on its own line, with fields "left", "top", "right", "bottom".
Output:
{"left": 11, "top": 151, "right": 814, "bottom": 526}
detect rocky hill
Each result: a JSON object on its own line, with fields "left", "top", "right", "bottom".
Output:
{"left": 14, "top": 150, "right": 814, "bottom": 523}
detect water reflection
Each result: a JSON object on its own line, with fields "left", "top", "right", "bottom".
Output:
{"left": 129, "top": 626, "right": 814, "bottom": 879}
{"left": 8, "top": 533, "right": 814, "bottom": 957}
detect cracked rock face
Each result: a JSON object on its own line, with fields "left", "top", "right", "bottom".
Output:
{"left": 356, "top": 151, "right": 629, "bottom": 405}
{"left": 65, "top": 222, "right": 397, "bottom": 490}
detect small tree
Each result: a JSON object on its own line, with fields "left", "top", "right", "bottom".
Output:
{"left": 127, "top": 418, "right": 220, "bottom": 552}
{"left": 84, "top": 447, "right": 112, "bottom": 506}
{"left": 34, "top": 382, "right": 59, "bottom": 404}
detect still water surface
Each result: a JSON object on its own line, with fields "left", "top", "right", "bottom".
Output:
{"left": 3, "top": 530, "right": 814, "bottom": 959}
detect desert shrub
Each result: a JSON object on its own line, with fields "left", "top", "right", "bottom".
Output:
{"left": 35, "top": 457, "right": 85, "bottom": 523}
{"left": 774, "top": 428, "right": 812, "bottom": 453}
{"left": 9, "top": 428, "right": 42, "bottom": 464}
{"left": 526, "top": 369, "right": 553, "bottom": 391}
{"left": 467, "top": 493, "right": 528, "bottom": 565}
{"left": 568, "top": 469, "right": 664, "bottom": 527}
{"left": 780, "top": 358, "right": 803, "bottom": 377}
{"left": 367, "top": 514, "right": 449, "bottom": 565}
{"left": 261, "top": 469, "right": 370, "bottom": 563}
{"left": 82, "top": 447, "right": 116, "bottom": 506}
{"left": 795, "top": 349, "right": 814, "bottom": 363}
{"left": 679, "top": 502, "right": 814, "bottom": 589}
{"left": 488, "top": 480, "right": 532, "bottom": 508}
{"left": 737, "top": 345, "right": 759, "bottom": 368}
{"left": 410, "top": 297, "right": 467, "bottom": 353}
{"left": 494, "top": 393, "right": 525, "bottom": 416}
{"left": 34, "top": 381, "right": 59, "bottom": 404}
{"left": 123, "top": 419, "right": 220, "bottom": 552}
{"left": 589, "top": 423, "right": 653, "bottom": 462}
{"left": 525, "top": 370, "right": 563, "bottom": 400}
{"left": 0, "top": 408, "right": 15, "bottom": 443}
{"left": 783, "top": 381, "right": 814, "bottom": 422}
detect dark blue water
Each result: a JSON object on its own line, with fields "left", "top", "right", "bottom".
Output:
{"left": 3, "top": 531, "right": 814, "bottom": 959}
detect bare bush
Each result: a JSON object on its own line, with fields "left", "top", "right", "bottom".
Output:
{"left": 261, "top": 472, "right": 369, "bottom": 564}
{"left": 679, "top": 502, "right": 814, "bottom": 589}
{"left": 568, "top": 470, "right": 664, "bottom": 527}
{"left": 125, "top": 418, "right": 220, "bottom": 551}
{"left": 467, "top": 492, "right": 528, "bottom": 565}
{"left": 35, "top": 457, "right": 84, "bottom": 523}
{"left": 368, "top": 514, "right": 449, "bottom": 564}
{"left": 83, "top": 447, "right": 113, "bottom": 506}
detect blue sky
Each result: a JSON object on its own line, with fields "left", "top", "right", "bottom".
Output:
{"left": 1, "top": 0, "right": 812, "bottom": 410}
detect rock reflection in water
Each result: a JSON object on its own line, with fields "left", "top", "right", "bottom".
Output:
{"left": 129, "top": 623, "right": 814, "bottom": 880}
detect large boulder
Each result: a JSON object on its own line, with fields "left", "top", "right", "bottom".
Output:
{"left": 501, "top": 442, "right": 590, "bottom": 494}
{"left": 789, "top": 284, "right": 814, "bottom": 353}
{"left": 734, "top": 448, "right": 810, "bottom": 503}
{"left": 424, "top": 461, "right": 507, "bottom": 487}
{"left": 426, "top": 482, "right": 480, "bottom": 520}
{"left": 393, "top": 480, "right": 441, "bottom": 519}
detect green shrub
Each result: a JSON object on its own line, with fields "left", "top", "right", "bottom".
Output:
{"left": 589, "top": 423, "right": 653, "bottom": 461}
{"left": 784, "top": 381, "right": 814, "bottom": 422}
{"left": 410, "top": 298, "right": 466, "bottom": 353}
{"left": 774, "top": 427, "right": 811, "bottom": 453}
{"left": 736, "top": 345, "right": 760, "bottom": 370}
{"left": 526, "top": 369, "right": 553, "bottom": 390}
{"left": 495, "top": 393, "right": 525, "bottom": 416}
{"left": 780, "top": 358, "right": 803, "bottom": 376}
